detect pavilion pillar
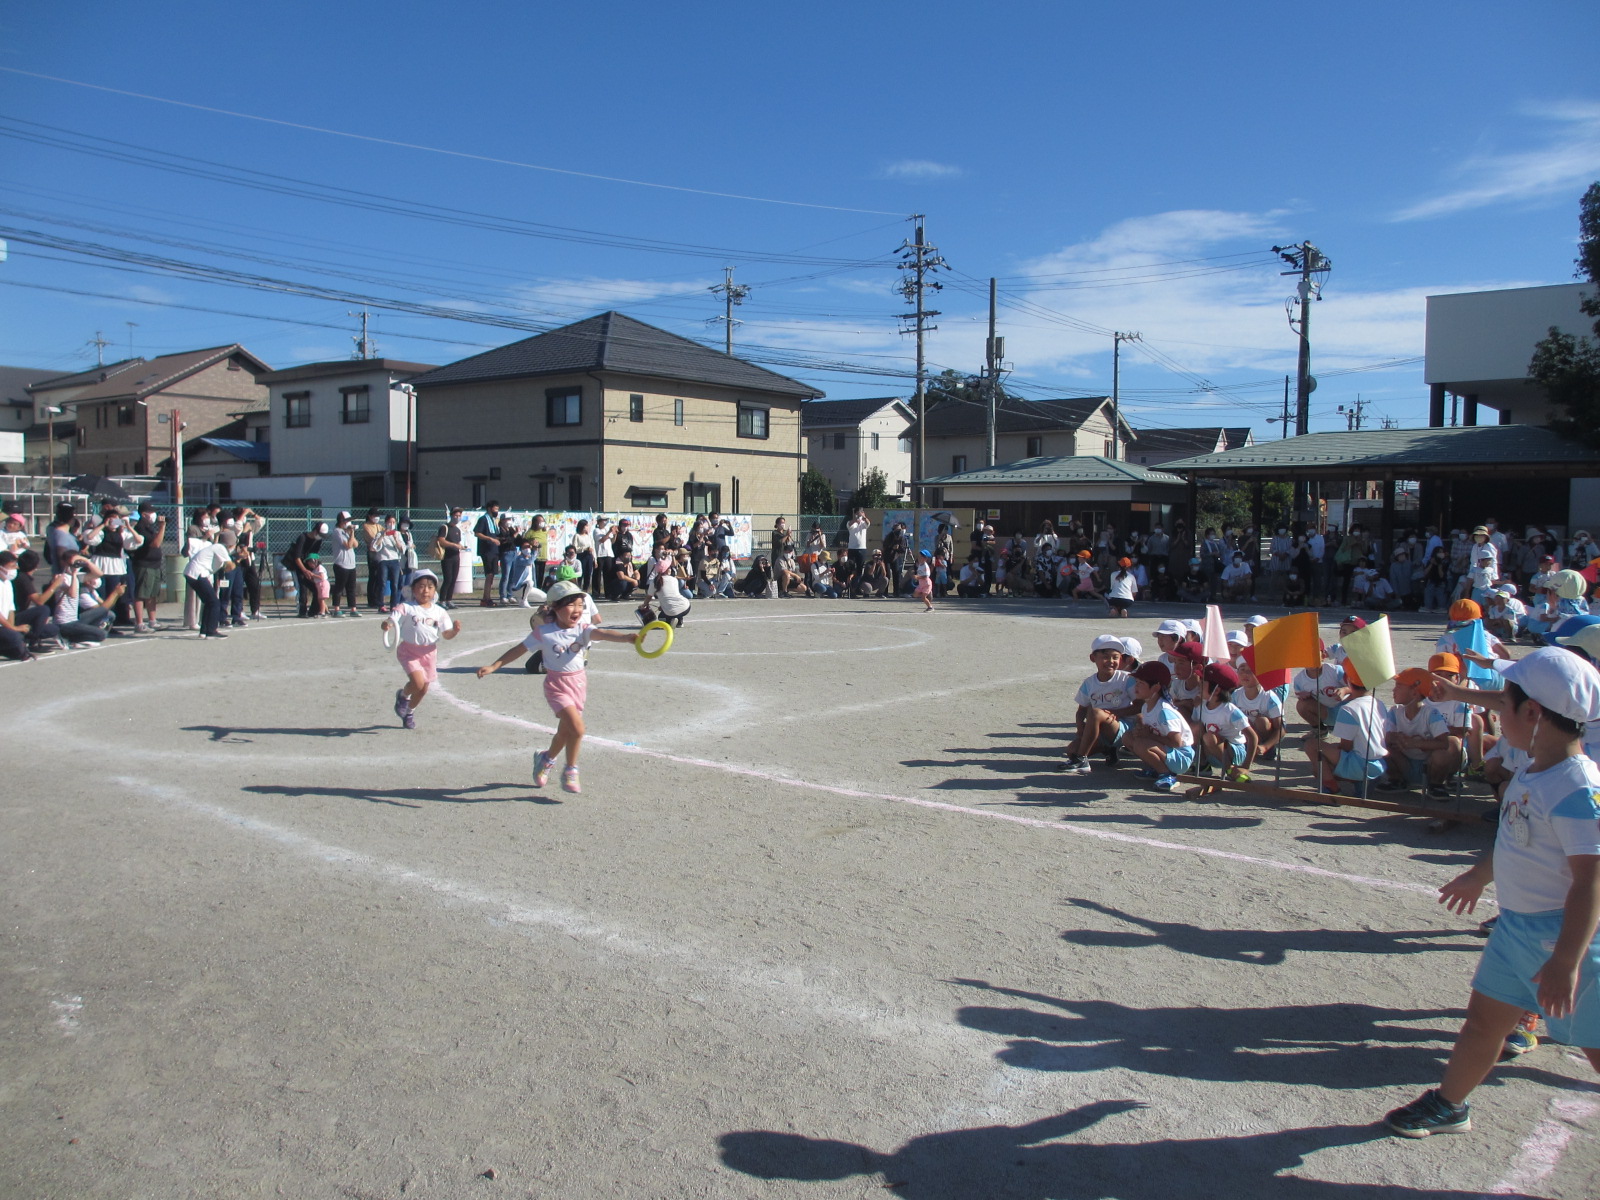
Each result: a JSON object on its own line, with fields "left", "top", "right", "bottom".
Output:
{"left": 1463, "top": 394, "right": 1479, "bottom": 426}
{"left": 1429, "top": 383, "right": 1446, "bottom": 428}
{"left": 1251, "top": 481, "right": 1264, "bottom": 543}
{"left": 1380, "top": 475, "right": 1396, "bottom": 557}
{"left": 1186, "top": 472, "right": 1198, "bottom": 536}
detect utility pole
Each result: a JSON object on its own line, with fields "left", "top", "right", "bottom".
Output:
{"left": 1111, "top": 332, "right": 1141, "bottom": 461}
{"left": 709, "top": 267, "right": 750, "bottom": 356}
{"left": 897, "top": 216, "right": 945, "bottom": 505}
{"left": 1339, "top": 393, "right": 1367, "bottom": 431}
{"left": 1273, "top": 240, "right": 1331, "bottom": 524}
{"left": 350, "top": 309, "right": 375, "bottom": 359}
{"left": 125, "top": 321, "right": 138, "bottom": 359}
{"left": 90, "top": 330, "right": 111, "bottom": 366}
{"left": 1280, "top": 375, "right": 1290, "bottom": 438}
{"left": 984, "top": 278, "right": 1002, "bottom": 467}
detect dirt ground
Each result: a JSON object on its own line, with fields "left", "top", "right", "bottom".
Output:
{"left": 3, "top": 595, "right": 1598, "bottom": 1199}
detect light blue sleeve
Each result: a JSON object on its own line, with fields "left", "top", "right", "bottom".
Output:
{"left": 1551, "top": 785, "right": 1600, "bottom": 857}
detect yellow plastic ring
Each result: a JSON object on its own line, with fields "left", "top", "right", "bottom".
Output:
{"left": 635, "top": 620, "right": 674, "bottom": 660}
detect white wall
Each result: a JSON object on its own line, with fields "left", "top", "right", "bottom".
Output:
{"left": 0, "top": 430, "right": 23, "bottom": 462}
{"left": 806, "top": 405, "right": 913, "bottom": 498}
{"left": 1426, "top": 283, "right": 1593, "bottom": 385}
{"left": 233, "top": 474, "right": 354, "bottom": 507}
{"left": 269, "top": 365, "right": 411, "bottom": 476}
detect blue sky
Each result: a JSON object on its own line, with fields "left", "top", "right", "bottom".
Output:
{"left": 2, "top": 1, "right": 1597, "bottom": 437}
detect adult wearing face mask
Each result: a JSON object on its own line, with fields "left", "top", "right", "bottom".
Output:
{"left": 371, "top": 515, "right": 405, "bottom": 612}
{"left": 130, "top": 501, "right": 167, "bottom": 632}
{"left": 331, "top": 511, "right": 360, "bottom": 616}
{"left": 283, "top": 520, "right": 328, "bottom": 619}
{"left": 216, "top": 516, "right": 247, "bottom": 628}
{"left": 360, "top": 507, "right": 386, "bottom": 612}
{"left": 1337, "top": 524, "right": 1370, "bottom": 604}
{"left": 231, "top": 507, "right": 266, "bottom": 621}
{"left": 82, "top": 503, "right": 141, "bottom": 630}
{"left": 184, "top": 526, "right": 234, "bottom": 640}
{"left": 0, "top": 550, "right": 60, "bottom": 658}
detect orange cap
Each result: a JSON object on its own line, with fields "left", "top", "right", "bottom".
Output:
{"left": 1396, "top": 667, "right": 1434, "bottom": 694}
{"left": 1449, "top": 598, "right": 1482, "bottom": 621}
{"left": 1343, "top": 660, "right": 1364, "bottom": 688}
{"left": 1429, "top": 652, "right": 1462, "bottom": 674}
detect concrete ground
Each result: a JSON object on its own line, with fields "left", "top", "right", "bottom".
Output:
{"left": 3, "top": 595, "right": 1598, "bottom": 1199}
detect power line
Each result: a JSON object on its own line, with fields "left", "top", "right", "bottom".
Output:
{"left": 0, "top": 66, "right": 903, "bottom": 216}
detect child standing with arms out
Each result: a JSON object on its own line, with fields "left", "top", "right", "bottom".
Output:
{"left": 1122, "top": 661, "right": 1196, "bottom": 792}
{"left": 1385, "top": 648, "right": 1600, "bottom": 1136}
{"left": 475, "top": 581, "right": 642, "bottom": 794}
{"left": 1064, "top": 634, "right": 1136, "bottom": 774}
{"left": 381, "top": 570, "right": 459, "bottom": 729}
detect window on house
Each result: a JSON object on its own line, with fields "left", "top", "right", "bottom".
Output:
{"left": 952, "top": 455, "right": 968, "bottom": 473}
{"left": 568, "top": 475, "right": 582, "bottom": 509}
{"left": 870, "top": 432, "right": 880, "bottom": 450}
{"left": 1104, "top": 439, "right": 1114, "bottom": 457}
{"left": 683, "top": 481, "right": 720, "bottom": 514}
{"left": 674, "top": 398, "right": 684, "bottom": 426}
{"left": 285, "top": 392, "right": 310, "bottom": 428}
{"left": 471, "top": 481, "right": 487, "bottom": 507}
{"left": 117, "top": 405, "right": 136, "bottom": 426}
{"left": 489, "top": 466, "right": 501, "bottom": 480}
{"left": 627, "top": 487, "right": 670, "bottom": 508}
{"left": 1027, "top": 436, "right": 1043, "bottom": 457}
{"left": 629, "top": 394, "right": 644, "bottom": 422}
{"left": 898, "top": 436, "right": 912, "bottom": 453}
{"left": 833, "top": 433, "right": 846, "bottom": 450}
{"left": 537, "top": 480, "right": 555, "bottom": 508}
{"left": 737, "top": 403, "right": 769, "bottom": 439}
{"left": 546, "top": 388, "right": 582, "bottom": 427}
{"left": 340, "top": 386, "right": 370, "bottom": 424}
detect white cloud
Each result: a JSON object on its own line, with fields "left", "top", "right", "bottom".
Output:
{"left": 879, "top": 159, "right": 963, "bottom": 181}
{"left": 1394, "top": 100, "right": 1600, "bottom": 221}
{"left": 511, "top": 276, "right": 714, "bottom": 316}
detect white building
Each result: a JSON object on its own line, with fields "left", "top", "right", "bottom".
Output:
{"left": 801, "top": 396, "right": 914, "bottom": 505}
{"left": 1425, "top": 282, "right": 1593, "bottom": 426}
{"left": 255, "top": 358, "right": 435, "bottom": 510}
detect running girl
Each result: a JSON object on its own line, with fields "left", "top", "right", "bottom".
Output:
{"left": 475, "top": 580, "right": 642, "bottom": 794}
{"left": 381, "top": 569, "right": 459, "bottom": 729}
{"left": 913, "top": 549, "right": 935, "bottom": 612}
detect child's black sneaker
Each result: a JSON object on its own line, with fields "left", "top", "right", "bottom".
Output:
{"left": 1385, "top": 1089, "right": 1471, "bottom": 1138}
{"left": 1102, "top": 747, "right": 1120, "bottom": 767}
{"left": 1063, "top": 753, "right": 1086, "bottom": 772}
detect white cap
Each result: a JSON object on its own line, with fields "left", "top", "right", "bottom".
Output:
{"left": 1119, "top": 636, "right": 1144, "bottom": 658}
{"left": 1091, "top": 634, "right": 1124, "bottom": 653}
{"left": 1153, "top": 619, "right": 1185, "bottom": 637}
{"left": 1245, "top": 614, "right": 1269, "bottom": 627}
{"left": 1502, "top": 647, "right": 1600, "bottom": 724}
{"left": 1496, "top": 582, "right": 1518, "bottom": 595}
{"left": 1181, "top": 618, "right": 1202, "bottom": 635}
{"left": 1226, "top": 630, "right": 1248, "bottom": 646}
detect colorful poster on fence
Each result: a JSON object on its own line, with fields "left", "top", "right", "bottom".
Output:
{"left": 724, "top": 514, "right": 753, "bottom": 559}
{"left": 919, "top": 508, "right": 961, "bottom": 556}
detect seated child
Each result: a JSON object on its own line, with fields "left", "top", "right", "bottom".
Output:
{"left": 1233, "top": 661, "right": 1284, "bottom": 761}
{"left": 1168, "top": 641, "right": 1206, "bottom": 724}
{"left": 1198, "top": 661, "right": 1254, "bottom": 781}
{"left": 1303, "top": 660, "right": 1386, "bottom": 794}
{"left": 1428, "top": 651, "right": 1493, "bottom": 770}
{"left": 1121, "top": 660, "right": 1196, "bottom": 792}
{"left": 1483, "top": 584, "right": 1525, "bottom": 643}
{"left": 1064, "top": 634, "right": 1137, "bottom": 774}
{"left": 1281, "top": 571, "right": 1307, "bottom": 608}
{"left": 1293, "top": 652, "right": 1348, "bottom": 729}
{"left": 1378, "top": 667, "right": 1462, "bottom": 798}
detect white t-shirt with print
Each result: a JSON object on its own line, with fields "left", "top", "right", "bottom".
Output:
{"left": 1234, "top": 686, "right": 1283, "bottom": 720}
{"left": 1074, "top": 670, "right": 1131, "bottom": 713}
{"left": 1494, "top": 755, "right": 1600, "bottom": 913}
{"left": 394, "top": 601, "right": 453, "bottom": 647}
{"left": 1332, "top": 694, "right": 1387, "bottom": 760}
{"left": 1384, "top": 701, "right": 1450, "bottom": 761}
{"left": 1200, "top": 701, "right": 1249, "bottom": 746}
{"left": 1140, "top": 699, "right": 1194, "bottom": 747}
{"left": 1293, "top": 663, "right": 1346, "bottom": 706}
{"left": 522, "top": 621, "right": 594, "bottom": 674}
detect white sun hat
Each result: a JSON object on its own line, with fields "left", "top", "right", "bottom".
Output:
{"left": 1502, "top": 647, "right": 1600, "bottom": 725}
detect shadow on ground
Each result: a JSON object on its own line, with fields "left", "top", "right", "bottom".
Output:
{"left": 243, "top": 782, "right": 559, "bottom": 808}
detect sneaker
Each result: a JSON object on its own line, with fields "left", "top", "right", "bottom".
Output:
{"left": 202, "top": 632, "right": 228, "bottom": 639}
{"left": 393, "top": 688, "right": 410, "bottom": 722}
{"left": 562, "top": 765, "right": 581, "bottom": 794}
{"left": 401, "top": 706, "right": 417, "bottom": 731}
{"left": 1501, "top": 1025, "right": 1538, "bottom": 1060}
{"left": 1197, "top": 762, "right": 1214, "bottom": 777}
{"left": 1153, "top": 774, "right": 1178, "bottom": 792}
{"left": 532, "top": 750, "right": 555, "bottom": 788}
{"left": 1426, "top": 783, "right": 1452, "bottom": 799}
{"left": 1226, "top": 767, "right": 1251, "bottom": 783}
{"left": 1063, "top": 753, "right": 1086, "bottom": 772}
{"left": 1374, "top": 779, "right": 1409, "bottom": 793}
{"left": 1073, "top": 758, "right": 1093, "bottom": 775}
{"left": 1103, "top": 747, "right": 1120, "bottom": 767}
{"left": 1385, "top": 1089, "right": 1471, "bottom": 1138}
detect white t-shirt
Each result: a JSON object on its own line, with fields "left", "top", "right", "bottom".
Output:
{"left": 847, "top": 518, "right": 868, "bottom": 551}
{"left": 1234, "top": 687, "right": 1283, "bottom": 720}
{"left": 1293, "top": 663, "right": 1346, "bottom": 706}
{"left": 394, "top": 601, "right": 452, "bottom": 646}
{"left": 1170, "top": 672, "right": 1202, "bottom": 707}
{"left": 1221, "top": 563, "right": 1252, "bottom": 583}
{"left": 1494, "top": 755, "right": 1600, "bottom": 913}
{"left": 3, "top": 529, "right": 28, "bottom": 556}
{"left": 1108, "top": 571, "right": 1137, "bottom": 600}
{"left": 1140, "top": 699, "right": 1194, "bottom": 747}
{"left": 1487, "top": 738, "right": 1530, "bottom": 774}
{"left": 0, "top": 574, "right": 14, "bottom": 621}
{"left": 1074, "top": 670, "right": 1131, "bottom": 712}
{"left": 183, "top": 541, "right": 231, "bottom": 581}
{"left": 1200, "top": 701, "right": 1249, "bottom": 746}
{"left": 1332, "top": 694, "right": 1386, "bottom": 760}
{"left": 1384, "top": 701, "right": 1450, "bottom": 760}
{"left": 522, "top": 621, "right": 594, "bottom": 674}
{"left": 653, "top": 575, "right": 692, "bottom": 617}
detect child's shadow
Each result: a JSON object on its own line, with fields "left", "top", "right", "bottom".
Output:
{"left": 244, "top": 782, "right": 560, "bottom": 808}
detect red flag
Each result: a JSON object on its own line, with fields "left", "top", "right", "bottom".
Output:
{"left": 1239, "top": 645, "right": 1292, "bottom": 690}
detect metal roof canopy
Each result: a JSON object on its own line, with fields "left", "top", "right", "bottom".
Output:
{"left": 1159, "top": 425, "right": 1600, "bottom": 482}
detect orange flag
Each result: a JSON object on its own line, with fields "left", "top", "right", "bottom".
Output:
{"left": 1238, "top": 645, "right": 1292, "bottom": 690}
{"left": 1251, "top": 611, "right": 1323, "bottom": 677}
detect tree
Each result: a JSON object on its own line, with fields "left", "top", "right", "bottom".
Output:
{"left": 1530, "top": 181, "right": 1600, "bottom": 445}
{"left": 848, "top": 466, "right": 891, "bottom": 512}
{"left": 1198, "top": 480, "right": 1293, "bottom": 534}
{"left": 925, "top": 367, "right": 1011, "bottom": 410}
{"left": 800, "top": 467, "right": 836, "bottom": 515}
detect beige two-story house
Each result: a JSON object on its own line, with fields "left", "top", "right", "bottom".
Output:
{"left": 802, "top": 396, "right": 915, "bottom": 506}
{"left": 411, "top": 312, "right": 822, "bottom": 514}
{"left": 910, "top": 394, "right": 1135, "bottom": 477}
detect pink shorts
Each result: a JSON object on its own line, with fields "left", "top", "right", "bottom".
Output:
{"left": 397, "top": 642, "right": 438, "bottom": 683}
{"left": 913, "top": 578, "right": 932, "bottom": 597}
{"left": 543, "top": 669, "right": 588, "bottom": 716}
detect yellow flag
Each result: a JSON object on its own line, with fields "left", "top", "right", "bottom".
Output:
{"left": 1340, "top": 615, "right": 1397, "bottom": 688}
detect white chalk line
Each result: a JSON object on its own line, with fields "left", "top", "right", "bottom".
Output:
{"left": 111, "top": 773, "right": 985, "bottom": 1054}
{"left": 432, "top": 643, "right": 1439, "bottom": 898}
{"left": 1481, "top": 1093, "right": 1600, "bottom": 1196}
